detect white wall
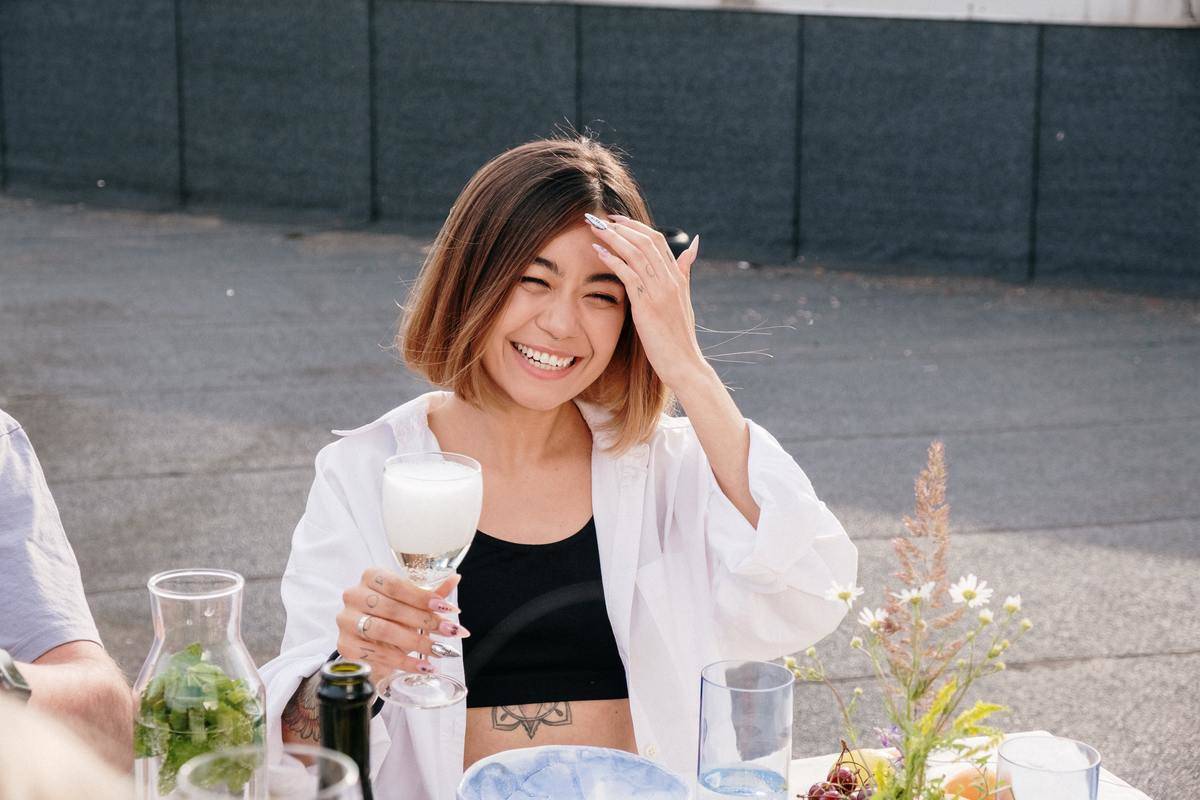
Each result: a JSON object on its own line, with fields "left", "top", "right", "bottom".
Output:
{"left": 485, "top": 0, "right": 1200, "bottom": 27}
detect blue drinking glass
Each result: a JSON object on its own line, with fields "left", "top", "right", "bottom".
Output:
{"left": 697, "top": 660, "right": 793, "bottom": 799}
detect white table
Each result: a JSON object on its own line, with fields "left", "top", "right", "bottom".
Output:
{"left": 788, "top": 731, "right": 1151, "bottom": 799}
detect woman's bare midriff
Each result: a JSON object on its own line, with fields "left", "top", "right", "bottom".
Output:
{"left": 464, "top": 698, "right": 637, "bottom": 769}
{"left": 430, "top": 400, "right": 636, "bottom": 769}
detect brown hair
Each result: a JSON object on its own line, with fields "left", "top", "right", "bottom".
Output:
{"left": 399, "top": 135, "right": 672, "bottom": 453}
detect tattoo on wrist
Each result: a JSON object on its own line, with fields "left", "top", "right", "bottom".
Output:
{"left": 492, "top": 702, "right": 573, "bottom": 739}
{"left": 282, "top": 673, "right": 321, "bottom": 743}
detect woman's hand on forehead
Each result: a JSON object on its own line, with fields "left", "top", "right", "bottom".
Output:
{"left": 585, "top": 213, "right": 705, "bottom": 390}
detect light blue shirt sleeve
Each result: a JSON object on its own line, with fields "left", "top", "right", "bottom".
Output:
{"left": 0, "top": 411, "right": 101, "bottom": 662}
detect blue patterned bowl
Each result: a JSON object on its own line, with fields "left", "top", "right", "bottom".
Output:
{"left": 457, "top": 745, "right": 690, "bottom": 800}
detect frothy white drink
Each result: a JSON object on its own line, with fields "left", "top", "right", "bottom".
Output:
{"left": 382, "top": 457, "right": 482, "bottom": 586}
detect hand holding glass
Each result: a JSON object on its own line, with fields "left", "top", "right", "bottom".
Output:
{"left": 378, "top": 451, "right": 482, "bottom": 708}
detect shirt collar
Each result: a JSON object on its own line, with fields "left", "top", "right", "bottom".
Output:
{"left": 330, "top": 391, "right": 635, "bottom": 460}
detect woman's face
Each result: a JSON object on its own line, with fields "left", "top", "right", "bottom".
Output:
{"left": 482, "top": 222, "right": 629, "bottom": 412}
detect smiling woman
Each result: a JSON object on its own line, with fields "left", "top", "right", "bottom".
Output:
{"left": 259, "top": 135, "right": 858, "bottom": 800}
{"left": 399, "top": 137, "right": 665, "bottom": 453}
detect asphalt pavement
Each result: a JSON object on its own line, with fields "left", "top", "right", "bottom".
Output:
{"left": 1, "top": 195, "right": 1197, "bottom": 797}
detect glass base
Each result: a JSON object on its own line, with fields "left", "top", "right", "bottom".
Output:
{"left": 378, "top": 670, "right": 467, "bottom": 709}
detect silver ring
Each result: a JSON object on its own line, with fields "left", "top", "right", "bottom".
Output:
{"left": 356, "top": 613, "right": 373, "bottom": 638}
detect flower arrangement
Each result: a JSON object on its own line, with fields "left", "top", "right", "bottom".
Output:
{"left": 790, "top": 442, "right": 1033, "bottom": 800}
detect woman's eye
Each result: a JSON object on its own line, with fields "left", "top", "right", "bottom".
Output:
{"left": 588, "top": 293, "right": 620, "bottom": 305}
{"left": 519, "top": 276, "right": 550, "bottom": 289}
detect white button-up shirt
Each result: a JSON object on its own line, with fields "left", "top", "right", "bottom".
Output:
{"left": 259, "top": 391, "right": 857, "bottom": 799}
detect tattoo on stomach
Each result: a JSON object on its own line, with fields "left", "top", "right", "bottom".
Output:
{"left": 491, "top": 703, "right": 573, "bottom": 739}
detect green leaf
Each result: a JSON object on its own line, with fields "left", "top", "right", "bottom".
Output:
{"left": 134, "top": 642, "right": 264, "bottom": 795}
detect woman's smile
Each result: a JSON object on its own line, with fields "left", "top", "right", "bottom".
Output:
{"left": 509, "top": 340, "right": 583, "bottom": 380}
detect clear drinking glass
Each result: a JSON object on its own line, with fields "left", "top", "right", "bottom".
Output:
{"left": 697, "top": 660, "right": 793, "bottom": 799}
{"left": 997, "top": 734, "right": 1101, "bottom": 800}
{"left": 377, "top": 451, "right": 483, "bottom": 709}
{"left": 177, "top": 744, "right": 360, "bottom": 799}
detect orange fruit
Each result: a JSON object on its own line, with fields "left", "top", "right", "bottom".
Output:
{"left": 943, "top": 765, "right": 999, "bottom": 799}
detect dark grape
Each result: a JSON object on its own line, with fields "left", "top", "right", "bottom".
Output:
{"left": 808, "top": 782, "right": 844, "bottom": 800}
{"left": 831, "top": 767, "right": 857, "bottom": 792}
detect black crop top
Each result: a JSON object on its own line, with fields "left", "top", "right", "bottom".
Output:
{"left": 457, "top": 517, "right": 629, "bottom": 708}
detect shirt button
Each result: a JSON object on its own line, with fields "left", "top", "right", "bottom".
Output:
{"left": 644, "top": 744, "right": 658, "bottom": 758}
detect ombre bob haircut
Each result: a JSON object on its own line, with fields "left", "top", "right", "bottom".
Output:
{"left": 398, "top": 135, "right": 672, "bottom": 454}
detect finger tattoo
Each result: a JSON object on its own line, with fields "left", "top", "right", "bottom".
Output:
{"left": 374, "top": 575, "right": 385, "bottom": 586}
{"left": 366, "top": 594, "right": 380, "bottom": 608}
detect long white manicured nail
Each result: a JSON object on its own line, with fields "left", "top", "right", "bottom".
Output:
{"left": 584, "top": 212, "right": 609, "bottom": 231}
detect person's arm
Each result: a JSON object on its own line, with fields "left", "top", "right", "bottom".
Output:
{"left": 281, "top": 672, "right": 322, "bottom": 745}
{"left": 20, "top": 640, "right": 133, "bottom": 771}
{"left": 671, "top": 364, "right": 759, "bottom": 527}
{"left": 587, "top": 215, "right": 759, "bottom": 526}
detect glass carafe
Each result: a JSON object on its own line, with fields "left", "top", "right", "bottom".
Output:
{"left": 133, "top": 569, "right": 266, "bottom": 799}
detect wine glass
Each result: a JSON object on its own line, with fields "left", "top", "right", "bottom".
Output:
{"left": 377, "top": 451, "right": 482, "bottom": 708}
{"left": 177, "top": 743, "right": 360, "bottom": 799}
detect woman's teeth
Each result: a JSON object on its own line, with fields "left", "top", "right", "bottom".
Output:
{"left": 514, "top": 343, "right": 576, "bottom": 371}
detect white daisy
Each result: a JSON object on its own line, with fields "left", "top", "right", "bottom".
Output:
{"left": 825, "top": 581, "right": 865, "bottom": 608}
{"left": 857, "top": 607, "right": 888, "bottom": 631}
{"left": 978, "top": 609, "right": 994, "bottom": 626}
{"left": 949, "top": 574, "right": 993, "bottom": 608}
{"left": 893, "top": 582, "right": 935, "bottom": 606}
{"left": 1003, "top": 595, "right": 1022, "bottom": 614}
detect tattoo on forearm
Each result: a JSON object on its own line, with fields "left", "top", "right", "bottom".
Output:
{"left": 492, "top": 703, "right": 573, "bottom": 739}
{"left": 281, "top": 673, "right": 321, "bottom": 743}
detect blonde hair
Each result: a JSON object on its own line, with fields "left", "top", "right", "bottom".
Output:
{"left": 399, "top": 135, "right": 672, "bottom": 453}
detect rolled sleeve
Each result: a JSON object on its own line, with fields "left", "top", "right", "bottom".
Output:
{"left": 259, "top": 443, "right": 385, "bottom": 765}
{"left": 704, "top": 420, "right": 858, "bottom": 660}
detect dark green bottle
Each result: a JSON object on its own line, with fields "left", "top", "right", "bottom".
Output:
{"left": 318, "top": 659, "right": 375, "bottom": 800}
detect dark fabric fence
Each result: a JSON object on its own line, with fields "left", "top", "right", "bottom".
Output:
{"left": 1, "top": 0, "right": 1196, "bottom": 281}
